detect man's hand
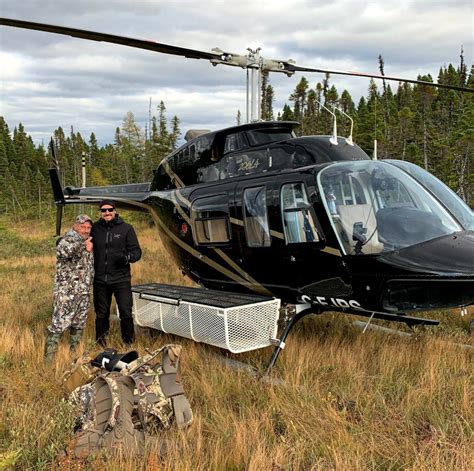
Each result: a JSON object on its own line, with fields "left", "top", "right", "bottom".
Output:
{"left": 85, "top": 237, "right": 93, "bottom": 252}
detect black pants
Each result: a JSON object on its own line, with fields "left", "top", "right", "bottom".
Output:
{"left": 93, "top": 281, "right": 135, "bottom": 344}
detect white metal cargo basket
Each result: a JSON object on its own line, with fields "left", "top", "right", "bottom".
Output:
{"left": 129, "top": 284, "right": 281, "bottom": 353}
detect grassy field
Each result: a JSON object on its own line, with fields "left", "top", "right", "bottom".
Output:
{"left": 0, "top": 213, "right": 472, "bottom": 470}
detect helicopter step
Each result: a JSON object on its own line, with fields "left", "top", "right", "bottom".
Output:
{"left": 127, "top": 283, "right": 280, "bottom": 353}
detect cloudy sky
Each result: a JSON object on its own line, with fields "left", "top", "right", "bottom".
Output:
{"left": 0, "top": 0, "right": 472, "bottom": 146}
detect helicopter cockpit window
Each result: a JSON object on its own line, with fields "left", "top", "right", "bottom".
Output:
{"left": 243, "top": 186, "right": 271, "bottom": 247}
{"left": 318, "top": 161, "right": 461, "bottom": 255}
{"left": 280, "top": 183, "right": 320, "bottom": 244}
{"left": 191, "top": 195, "right": 230, "bottom": 245}
{"left": 386, "top": 160, "right": 474, "bottom": 231}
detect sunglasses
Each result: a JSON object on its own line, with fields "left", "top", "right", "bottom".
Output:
{"left": 100, "top": 208, "right": 115, "bottom": 213}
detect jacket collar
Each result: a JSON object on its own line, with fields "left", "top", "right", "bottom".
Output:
{"left": 98, "top": 214, "right": 123, "bottom": 227}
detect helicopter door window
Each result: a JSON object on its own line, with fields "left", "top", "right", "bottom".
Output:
{"left": 280, "top": 183, "right": 320, "bottom": 244}
{"left": 191, "top": 195, "right": 231, "bottom": 245}
{"left": 243, "top": 186, "right": 271, "bottom": 247}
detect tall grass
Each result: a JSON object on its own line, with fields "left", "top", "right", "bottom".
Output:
{"left": 0, "top": 214, "right": 472, "bottom": 470}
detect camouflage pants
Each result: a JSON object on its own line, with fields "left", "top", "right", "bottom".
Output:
{"left": 48, "top": 291, "right": 90, "bottom": 334}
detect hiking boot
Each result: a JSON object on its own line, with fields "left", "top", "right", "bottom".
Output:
{"left": 69, "top": 327, "right": 84, "bottom": 352}
{"left": 44, "top": 332, "right": 62, "bottom": 361}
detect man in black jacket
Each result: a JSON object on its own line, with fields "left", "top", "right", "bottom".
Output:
{"left": 92, "top": 200, "right": 142, "bottom": 346}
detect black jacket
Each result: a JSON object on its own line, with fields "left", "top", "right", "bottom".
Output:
{"left": 91, "top": 215, "right": 142, "bottom": 284}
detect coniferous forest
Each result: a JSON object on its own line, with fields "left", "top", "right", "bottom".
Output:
{"left": 1, "top": 55, "right": 473, "bottom": 219}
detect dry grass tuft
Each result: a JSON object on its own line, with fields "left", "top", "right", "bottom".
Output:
{"left": 0, "top": 214, "right": 472, "bottom": 470}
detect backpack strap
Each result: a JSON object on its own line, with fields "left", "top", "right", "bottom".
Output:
{"left": 128, "top": 371, "right": 173, "bottom": 430}
{"left": 71, "top": 374, "right": 144, "bottom": 458}
{"left": 159, "top": 345, "right": 193, "bottom": 429}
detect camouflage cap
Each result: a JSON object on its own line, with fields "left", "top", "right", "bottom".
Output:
{"left": 75, "top": 214, "right": 93, "bottom": 224}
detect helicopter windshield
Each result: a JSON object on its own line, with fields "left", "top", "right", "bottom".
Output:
{"left": 385, "top": 160, "right": 474, "bottom": 231}
{"left": 317, "top": 161, "right": 462, "bottom": 255}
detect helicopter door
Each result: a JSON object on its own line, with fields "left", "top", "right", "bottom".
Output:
{"left": 241, "top": 186, "right": 272, "bottom": 248}
{"left": 188, "top": 191, "right": 242, "bottom": 290}
{"left": 275, "top": 179, "right": 333, "bottom": 296}
{"left": 280, "top": 182, "right": 320, "bottom": 244}
{"left": 230, "top": 181, "right": 275, "bottom": 286}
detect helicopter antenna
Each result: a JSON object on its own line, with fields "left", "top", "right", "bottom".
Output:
{"left": 246, "top": 69, "right": 250, "bottom": 122}
{"left": 373, "top": 91, "right": 378, "bottom": 160}
{"left": 315, "top": 99, "right": 338, "bottom": 145}
{"left": 333, "top": 107, "right": 354, "bottom": 146}
{"left": 148, "top": 97, "right": 152, "bottom": 142}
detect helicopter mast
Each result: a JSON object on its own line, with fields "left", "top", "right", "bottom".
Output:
{"left": 211, "top": 47, "right": 295, "bottom": 123}
{"left": 247, "top": 48, "right": 261, "bottom": 122}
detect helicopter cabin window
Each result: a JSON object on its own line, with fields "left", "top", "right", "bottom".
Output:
{"left": 189, "top": 144, "right": 196, "bottom": 161}
{"left": 243, "top": 186, "right": 271, "bottom": 247}
{"left": 191, "top": 195, "right": 230, "bottom": 245}
{"left": 152, "top": 164, "right": 171, "bottom": 190}
{"left": 280, "top": 183, "right": 320, "bottom": 244}
{"left": 224, "top": 133, "right": 249, "bottom": 154}
{"left": 246, "top": 128, "right": 294, "bottom": 146}
{"left": 268, "top": 145, "right": 314, "bottom": 170}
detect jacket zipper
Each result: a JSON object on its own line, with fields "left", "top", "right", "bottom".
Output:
{"left": 105, "top": 228, "right": 110, "bottom": 283}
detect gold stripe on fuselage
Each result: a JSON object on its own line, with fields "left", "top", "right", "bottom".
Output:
{"left": 162, "top": 161, "right": 185, "bottom": 189}
{"left": 171, "top": 193, "right": 272, "bottom": 295}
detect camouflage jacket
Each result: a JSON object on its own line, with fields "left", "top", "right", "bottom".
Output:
{"left": 55, "top": 229, "right": 94, "bottom": 295}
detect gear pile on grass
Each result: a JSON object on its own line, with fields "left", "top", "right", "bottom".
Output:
{"left": 61, "top": 344, "right": 193, "bottom": 459}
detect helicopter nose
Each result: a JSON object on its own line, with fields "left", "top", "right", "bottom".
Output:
{"left": 379, "top": 231, "right": 474, "bottom": 312}
{"left": 378, "top": 231, "right": 474, "bottom": 275}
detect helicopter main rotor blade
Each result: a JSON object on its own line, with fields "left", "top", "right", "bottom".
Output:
{"left": 0, "top": 17, "right": 218, "bottom": 61}
{"left": 2, "top": 17, "right": 472, "bottom": 94}
{"left": 283, "top": 63, "right": 474, "bottom": 93}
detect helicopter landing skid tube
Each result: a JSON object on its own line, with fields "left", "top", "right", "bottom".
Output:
{"left": 263, "top": 307, "right": 318, "bottom": 377}
{"left": 260, "top": 305, "right": 442, "bottom": 376}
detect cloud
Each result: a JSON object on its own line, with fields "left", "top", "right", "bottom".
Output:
{"left": 0, "top": 0, "right": 472, "bottom": 145}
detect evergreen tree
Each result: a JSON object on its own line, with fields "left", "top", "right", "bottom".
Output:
{"left": 260, "top": 70, "right": 274, "bottom": 120}
{"left": 289, "top": 77, "right": 309, "bottom": 134}
{"left": 280, "top": 104, "right": 295, "bottom": 121}
{"left": 170, "top": 116, "right": 181, "bottom": 150}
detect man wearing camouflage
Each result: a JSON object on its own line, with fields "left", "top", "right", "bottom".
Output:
{"left": 45, "top": 214, "right": 94, "bottom": 360}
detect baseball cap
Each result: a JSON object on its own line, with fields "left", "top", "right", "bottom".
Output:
{"left": 75, "top": 214, "right": 93, "bottom": 224}
{"left": 99, "top": 199, "right": 116, "bottom": 209}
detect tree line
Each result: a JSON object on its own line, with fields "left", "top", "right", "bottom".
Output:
{"left": 0, "top": 101, "right": 179, "bottom": 218}
{"left": 0, "top": 56, "right": 472, "bottom": 219}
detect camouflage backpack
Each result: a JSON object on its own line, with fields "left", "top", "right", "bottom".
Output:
{"left": 63, "top": 344, "right": 193, "bottom": 458}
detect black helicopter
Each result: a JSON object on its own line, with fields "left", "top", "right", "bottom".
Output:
{"left": 2, "top": 18, "right": 474, "bottom": 366}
